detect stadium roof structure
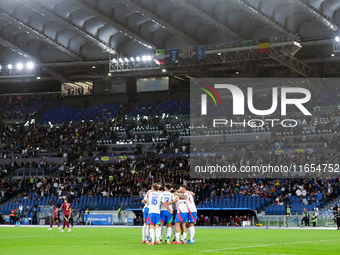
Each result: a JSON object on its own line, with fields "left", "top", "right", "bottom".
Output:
{"left": 0, "top": 0, "right": 340, "bottom": 82}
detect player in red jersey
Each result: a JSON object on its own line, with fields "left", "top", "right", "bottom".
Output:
{"left": 58, "top": 197, "right": 72, "bottom": 233}
{"left": 48, "top": 205, "right": 61, "bottom": 230}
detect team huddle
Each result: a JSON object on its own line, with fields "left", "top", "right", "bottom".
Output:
{"left": 142, "top": 183, "right": 197, "bottom": 245}
{"left": 47, "top": 197, "right": 72, "bottom": 233}
{"left": 45, "top": 184, "right": 197, "bottom": 244}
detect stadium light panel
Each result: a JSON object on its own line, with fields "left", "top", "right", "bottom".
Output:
{"left": 37, "top": 76, "right": 41, "bottom": 79}
{"left": 0, "top": 65, "right": 1, "bottom": 70}
{"left": 136, "top": 56, "right": 141, "bottom": 61}
{"left": 142, "top": 56, "right": 147, "bottom": 61}
{"left": 112, "top": 59, "right": 117, "bottom": 63}
{"left": 108, "top": 72, "right": 112, "bottom": 76}
{"left": 162, "top": 69, "right": 166, "bottom": 72}
{"left": 130, "top": 57, "right": 134, "bottom": 62}
{"left": 124, "top": 58, "right": 129, "bottom": 62}
{"left": 8, "top": 64, "right": 12, "bottom": 69}
{"left": 336, "top": 37, "right": 340, "bottom": 42}
{"left": 17, "top": 63, "right": 23, "bottom": 70}
{"left": 146, "top": 55, "right": 152, "bottom": 61}
{"left": 119, "top": 58, "right": 123, "bottom": 62}
{"left": 331, "top": 54, "right": 335, "bottom": 57}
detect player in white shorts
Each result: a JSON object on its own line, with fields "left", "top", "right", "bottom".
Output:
{"left": 165, "top": 193, "right": 188, "bottom": 244}
{"left": 170, "top": 186, "right": 177, "bottom": 242}
{"left": 142, "top": 188, "right": 152, "bottom": 243}
{"left": 144, "top": 183, "right": 172, "bottom": 245}
{"left": 160, "top": 184, "right": 175, "bottom": 244}
{"left": 141, "top": 183, "right": 162, "bottom": 243}
{"left": 178, "top": 185, "right": 197, "bottom": 244}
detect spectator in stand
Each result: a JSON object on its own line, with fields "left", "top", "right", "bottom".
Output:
{"left": 283, "top": 195, "right": 290, "bottom": 204}
{"left": 296, "top": 188, "right": 302, "bottom": 196}
{"left": 275, "top": 196, "right": 283, "bottom": 206}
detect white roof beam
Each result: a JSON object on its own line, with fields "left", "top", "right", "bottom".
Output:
{"left": 17, "top": 0, "right": 116, "bottom": 55}
{"left": 0, "top": 9, "right": 83, "bottom": 61}
{"left": 229, "top": 0, "right": 291, "bottom": 35}
{"left": 0, "top": 36, "right": 34, "bottom": 59}
{"left": 294, "top": 0, "right": 338, "bottom": 31}
{"left": 171, "top": 0, "right": 244, "bottom": 40}
{"left": 120, "top": 0, "right": 200, "bottom": 45}
{"left": 74, "top": 0, "right": 156, "bottom": 50}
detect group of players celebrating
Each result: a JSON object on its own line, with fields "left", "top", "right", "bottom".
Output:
{"left": 48, "top": 197, "right": 72, "bottom": 233}
{"left": 46, "top": 184, "right": 197, "bottom": 242}
{"left": 142, "top": 183, "right": 197, "bottom": 245}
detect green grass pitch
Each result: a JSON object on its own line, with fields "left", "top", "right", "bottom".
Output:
{"left": 1, "top": 227, "right": 340, "bottom": 255}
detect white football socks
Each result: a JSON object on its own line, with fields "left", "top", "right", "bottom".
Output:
{"left": 146, "top": 225, "right": 150, "bottom": 241}
{"left": 150, "top": 228, "right": 155, "bottom": 243}
{"left": 156, "top": 228, "right": 161, "bottom": 242}
{"left": 166, "top": 227, "right": 172, "bottom": 241}
{"left": 188, "top": 227, "right": 195, "bottom": 241}
{"left": 182, "top": 232, "right": 187, "bottom": 242}
{"left": 175, "top": 232, "right": 180, "bottom": 242}
{"left": 142, "top": 225, "right": 146, "bottom": 241}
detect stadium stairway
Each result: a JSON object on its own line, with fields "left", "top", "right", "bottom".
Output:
{"left": 264, "top": 192, "right": 340, "bottom": 216}
{"left": 264, "top": 195, "right": 324, "bottom": 215}
{"left": 317, "top": 196, "right": 340, "bottom": 218}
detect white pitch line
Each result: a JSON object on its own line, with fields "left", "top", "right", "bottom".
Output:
{"left": 217, "top": 252, "right": 293, "bottom": 255}
{"left": 200, "top": 239, "right": 340, "bottom": 253}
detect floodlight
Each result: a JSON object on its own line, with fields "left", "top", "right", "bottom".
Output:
{"left": 27, "top": 62, "right": 34, "bottom": 69}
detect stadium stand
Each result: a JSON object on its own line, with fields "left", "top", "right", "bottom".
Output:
{"left": 1, "top": 83, "right": 340, "bottom": 225}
